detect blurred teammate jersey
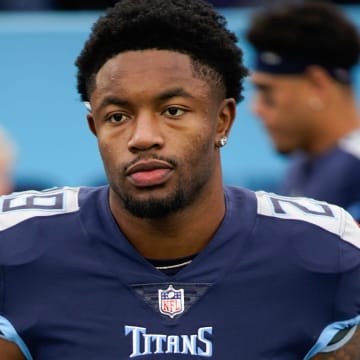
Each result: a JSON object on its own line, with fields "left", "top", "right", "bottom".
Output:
{"left": 280, "top": 129, "right": 360, "bottom": 221}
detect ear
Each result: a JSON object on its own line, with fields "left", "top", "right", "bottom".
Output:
{"left": 87, "top": 112, "right": 97, "bottom": 137}
{"left": 216, "top": 98, "right": 236, "bottom": 140}
{"left": 304, "top": 66, "right": 333, "bottom": 110}
{"left": 304, "top": 65, "right": 333, "bottom": 92}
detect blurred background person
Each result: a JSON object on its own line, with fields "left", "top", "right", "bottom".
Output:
{"left": 246, "top": 0, "right": 360, "bottom": 221}
{"left": 0, "top": 127, "right": 16, "bottom": 195}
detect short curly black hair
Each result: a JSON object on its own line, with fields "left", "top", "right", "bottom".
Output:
{"left": 246, "top": 1, "right": 360, "bottom": 70}
{"left": 75, "top": 0, "right": 248, "bottom": 103}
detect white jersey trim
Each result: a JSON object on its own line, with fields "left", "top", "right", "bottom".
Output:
{"left": 0, "top": 187, "right": 80, "bottom": 231}
{"left": 339, "top": 128, "right": 360, "bottom": 159}
{"left": 256, "top": 191, "right": 360, "bottom": 249}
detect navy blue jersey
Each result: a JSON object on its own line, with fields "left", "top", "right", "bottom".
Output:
{"left": 0, "top": 186, "right": 360, "bottom": 359}
{"left": 280, "top": 129, "right": 360, "bottom": 221}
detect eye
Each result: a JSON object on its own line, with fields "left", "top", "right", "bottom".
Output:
{"left": 163, "top": 107, "right": 185, "bottom": 117}
{"left": 107, "top": 113, "right": 128, "bottom": 123}
{"left": 257, "top": 91, "right": 275, "bottom": 107}
{"left": 263, "top": 94, "right": 275, "bottom": 107}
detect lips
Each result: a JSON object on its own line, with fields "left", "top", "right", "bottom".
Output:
{"left": 126, "top": 160, "right": 173, "bottom": 187}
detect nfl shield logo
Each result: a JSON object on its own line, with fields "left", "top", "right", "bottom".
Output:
{"left": 158, "top": 284, "right": 184, "bottom": 318}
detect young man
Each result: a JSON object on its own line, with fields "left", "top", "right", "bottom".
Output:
{"left": 0, "top": 0, "right": 360, "bottom": 359}
{"left": 246, "top": 1, "right": 360, "bottom": 221}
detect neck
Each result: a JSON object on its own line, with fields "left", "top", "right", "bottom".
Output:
{"left": 110, "top": 179, "right": 226, "bottom": 260}
{"left": 307, "top": 92, "right": 360, "bottom": 155}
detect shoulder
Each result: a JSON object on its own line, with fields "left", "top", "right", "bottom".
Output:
{"left": 0, "top": 186, "right": 103, "bottom": 231}
{"left": 255, "top": 191, "right": 360, "bottom": 248}
{"left": 0, "top": 186, "right": 106, "bottom": 265}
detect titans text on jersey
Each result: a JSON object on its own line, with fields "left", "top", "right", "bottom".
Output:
{"left": 125, "top": 325, "right": 213, "bottom": 357}
{"left": 0, "top": 186, "right": 359, "bottom": 359}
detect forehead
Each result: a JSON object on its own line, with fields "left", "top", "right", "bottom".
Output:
{"left": 251, "top": 71, "right": 304, "bottom": 89}
{"left": 92, "top": 50, "right": 212, "bottom": 99}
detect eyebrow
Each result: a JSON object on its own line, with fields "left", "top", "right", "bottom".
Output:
{"left": 155, "top": 87, "right": 195, "bottom": 102}
{"left": 97, "top": 88, "right": 195, "bottom": 111}
{"left": 98, "top": 96, "right": 130, "bottom": 111}
{"left": 252, "top": 82, "right": 272, "bottom": 92}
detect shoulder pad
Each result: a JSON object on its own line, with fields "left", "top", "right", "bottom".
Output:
{"left": 256, "top": 191, "right": 360, "bottom": 249}
{"left": 0, "top": 187, "right": 80, "bottom": 230}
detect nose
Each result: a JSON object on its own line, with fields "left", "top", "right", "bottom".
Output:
{"left": 251, "top": 94, "right": 270, "bottom": 125}
{"left": 127, "top": 111, "right": 164, "bottom": 152}
{"left": 251, "top": 94, "right": 263, "bottom": 118}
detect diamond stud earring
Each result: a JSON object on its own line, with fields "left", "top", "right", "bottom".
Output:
{"left": 219, "top": 136, "right": 227, "bottom": 147}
